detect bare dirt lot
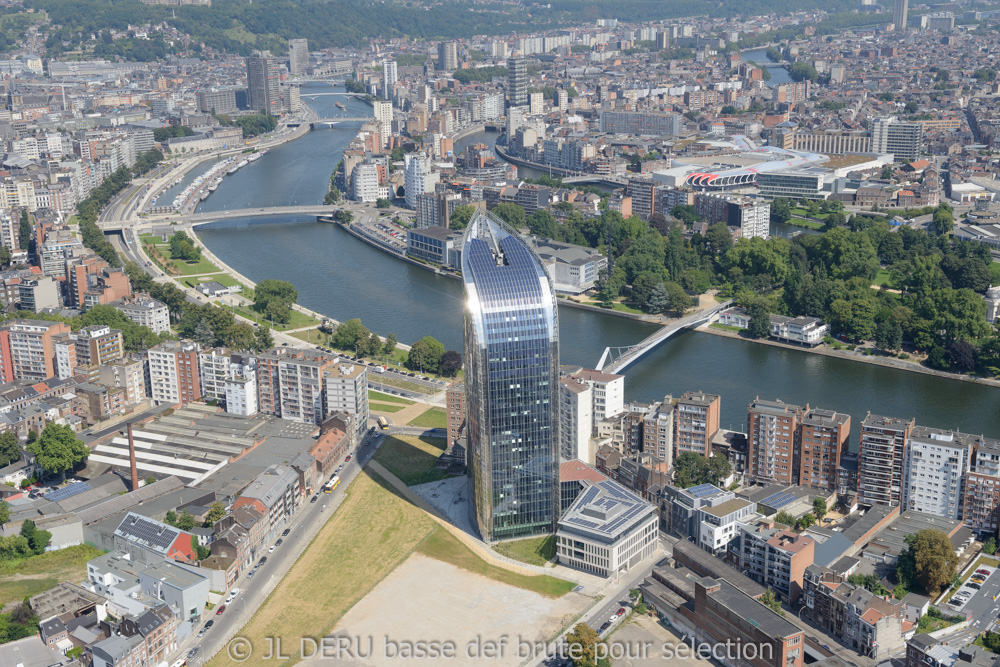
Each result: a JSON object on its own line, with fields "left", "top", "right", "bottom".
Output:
{"left": 610, "top": 614, "right": 693, "bottom": 667}
{"left": 305, "top": 553, "right": 590, "bottom": 666}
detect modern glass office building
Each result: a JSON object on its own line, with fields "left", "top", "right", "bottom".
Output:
{"left": 462, "top": 210, "right": 560, "bottom": 542}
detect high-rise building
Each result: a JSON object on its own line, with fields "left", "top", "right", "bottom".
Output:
{"left": 288, "top": 38, "right": 309, "bottom": 75}
{"left": 858, "top": 413, "right": 914, "bottom": 507}
{"left": 246, "top": 51, "right": 281, "bottom": 116}
{"left": 963, "top": 436, "right": 1000, "bottom": 536}
{"left": 462, "top": 210, "right": 560, "bottom": 542}
{"left": 871, "top": 118, "right": 922, "bottom": 161}
{"left": 902, "top": 427, "right": 973, "bottom": 519}
{"left": 507, "top": 57, "right": 528, "bottom": 109}
{"left": 559, "top": 375, "right": 592, "bottom": 463}
{"left": 403, "top": 153, "right": 439, "bottom": 209}
{"left": 372, "top": 99, "right": 393, "bottom": 149}
{"left": 381, "top": 59, "right": 398, "bottom": 99}
{"left": 642, "top": 398, "right": 675, "bottom": 466}
{"left": 893, "top": 0, "right": 909, "bottom": 30}
{"left": 438, "top": 41, "right": 458, "bottom": 71}
{"left": 675, "top": 391, "right": 721, "bottom": 457}
{"left": 0, "top": 319, "right": 71, "bottom": 382}
{"left": 748, "top": 398, "right": 805, "bottom": 487}
{"left": 147, "top": 340, "right": 201, "bottom": 407}
{"left": 446, "top": 381, "right": 466, "bottom": 449}
{"left": 322, "top": 360, "right": 369, "bottom": 444}
{"left": 739, "top": 518, "right": 815, "bottom": 604}
{"left": 799, "top": 408, "right": 850, "bottom": 494}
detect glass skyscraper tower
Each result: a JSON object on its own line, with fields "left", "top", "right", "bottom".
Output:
{"left": 462, "top": 211, "right": 560, "bottom": 542}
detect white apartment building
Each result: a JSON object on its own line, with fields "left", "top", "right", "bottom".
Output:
{"left": 351, "top": 162, "right": 380, "bottom": 203}
{"left": 98, "top": 358, "right": 147, "bottom": 406}
{"left": 403, "top": 153, "right": 439, "bottom": 209}
{"left": 373, "top": 100, "right": 393, "bottom": 149}
{"left": 556, "top": 479, "right": 659, "bottom": 578}
{"left": 117, "top": 297, "right": 170, "bottom": 334}
{"left": 559, "top": 376, "right": 593, "bottom": 462}
{"left": 381, "top": 60, "right": 398, "bottom": 99}
{"left": 697, "top": 498, "right": 757, "bottom": 556}
{"left": 566, "top": 368, "right": 624, "bottom": 422}
{"left": 147, "top": 340, "right": 200, "bottom": 406}
{"left": 902, "top": 426, "right": 973, "bottom": 519}
{"left": 322, "top": 360, "right": 368, "bottom": 442}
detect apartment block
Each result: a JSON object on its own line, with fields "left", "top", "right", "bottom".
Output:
{"left": 739, "top": 518, "right": 815, "bottom": 604}
{"left": 858, "top": 413, "right": 915, "bottom": 507}
{"left": 675, "top": 391, "right": 721, "bottom": 458}
{"left": 116, "top": 296, "right": 170, "bottom": 334}
{"left": 0, "top": 319, "right": 71, "bottom": 382}
{"left": 902, "top": 426, "right": 973, "bottom": 519}
{"left": 322, "top": 360, "right": 369, "bottom": 443}
{"left": 964, "top": 436, "right": 1000, "bottom": 536}
{"left": 199, "top": 348, "right": 259, "bottom": 416}
{"left": 147, "top": 340, "right": 201, "bottom": 406}
{"left": 642, "top": 398, "right": 674, "bottom": 465}
{"left": 563, "top": 367, "right": 624, "bottom": 422}
{"left": 233, "top": 464, "right": 300, "bottom": 541}
{"left": 559, "top": 375, "right": 593, "bottom": 462}
{"left": 698, "top": 497, "right": 757, "bottom": 556}
{"left": 98, "top": 358, "right": 147, "bottom": 407}
{"left": 748, "top": 398, "right": 804, "bottom": 486}
{"left": 799, "top": 408, "right": 850, "bottom": 494}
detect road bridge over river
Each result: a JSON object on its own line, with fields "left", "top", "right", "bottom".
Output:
{"left": 100, "top": 205, "right": 336, "bottom": 231}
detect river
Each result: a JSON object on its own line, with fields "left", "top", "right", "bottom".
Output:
{"left": 741, "top": 47, "right": 794, "bottom": 85}
{"left": 194, "top": 81, "right": 1000, "bottom": 439}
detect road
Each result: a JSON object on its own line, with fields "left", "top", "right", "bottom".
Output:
{"left": 182, "top": 428, "right": 385, "bottom": 666}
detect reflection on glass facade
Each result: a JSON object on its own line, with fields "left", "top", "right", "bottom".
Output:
{"left": 462, "top": 210, "right": 560, "bottom": 542}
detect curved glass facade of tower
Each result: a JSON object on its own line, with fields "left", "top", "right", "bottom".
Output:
{"left": 462, "top": 211, "right": 560, "bottom": 542}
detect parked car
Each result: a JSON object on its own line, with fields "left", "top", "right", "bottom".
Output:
{"left": 967, "top": 583, "right": 982, "bottom": 590}
{"left": 258, "top": 557, "right": 267, "bottom": 566}
{"left": 216, "top": 605, "right": 226, "bottom": 615}
{"left": 345, "top": 454, "right": 352, "bottom": 462}
{"left": 599, "top": 622, "right": 609, "bottom": 632}
{"left": 282, "top": 529, "right": 290, "bottom": 537}
{"left": 617, "top": 608, "right": 625, "bottom": 616}
{"left": 311, "top": 495, "right": 319, "bottom": 503}
{"left": 275, "top": 539, "right": 283, "bottom": 547}
{"left": 204, "top": 620, "right": 214, "bottom": 629}
{"left": 268, "top": 545, "right": 276, "bottom": 553}
{"left": 198, "top": 626, "right": 208, "bottom": 637}
{"left": 978, "top": 569, "right": 992, "bottom": 575}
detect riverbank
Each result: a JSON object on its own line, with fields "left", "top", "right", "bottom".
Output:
{"left": 698, "top": 324, "right": 1000, "bottom": 389}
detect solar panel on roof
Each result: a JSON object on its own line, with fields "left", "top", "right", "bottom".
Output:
{"left": 45, "top": 482, "right": 91, "bottom": 503}
{"left": 687, "top": 483, "right": 718, "bottom": 498}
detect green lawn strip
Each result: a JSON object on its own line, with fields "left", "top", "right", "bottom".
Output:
{"left": 180, "top": 273, "right": 243, "bottom": 289}
{"left": 369, "top": 390, "right": 414, "bottom": 405}
{"left": 493, "top": 535, "right": 557, "bottom": 567}
{"left": 417, "top": 527, "right": 574, "bottom": 598}
{"left": 873, "top": 268, "right": 892, "bottom": 287}
{"left": 789, "top": 217, "right": 824, "bottom": 230}
{"left": 991, "top": 262, "right": 1000, "bottom": 285}
{"left": 373, "top": 434, "right": 449, "bottom": 486}
{"left": 231, "top": 305, "right": 319, "bottom": 331}
{"left": 370, "top": 402, "right": 406, "bottom": 413}
{"left": 710, "top": 323, "right": 743, "bottom": 333}
{"left": 373, "top": 375, "right": 436, "bottom": 395}
{"left": 171, "top": 257, "right": 222, "bottom": 276}
{"left": 407, "top": 407, "right": 447, "bottom": 429}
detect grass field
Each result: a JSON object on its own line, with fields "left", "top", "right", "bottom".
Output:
{"left": 417, "top": 528, "right": 574, "bottom": 598}
{"left": 789, "top": 217, "right": 825, "bottom": 230}
{"left": 231, "top": 305, "right": 319, "bottom": 331}
{"left": 181, "top": 273, "right": 243, "bottom": 289}
{"left": 374, "top": 375, "right": 437, "bottom": 395}
{"left": 873, "top": 268, "right": 893, "bottom": 287}
{"left": 370, "top": 402, "right": 406, "bottom": 413}
{"left": 992, "top": 262, "right": 1000, "bottom": 285}
{"left": 408, "top": 407, "right": 446, "bottom": 429}
{"left": 143, "top": 239, "right": 221, "bottom": 276}
{"left": 206, "top": 470, "right": 437, "bottom": 667}
{"left": 373, "top": 434, "right": 449, "bottom": 486}
{"left": 369, "top": 390, "right": 414, "bottom": 405}
{"left": 493, "top": 535, "right": 558, "bottom": 567}
{"left": 709, "top": 322, "right": 744, "bottom": 333}
{"left": 0, "top": 544, "right": 105, "bottom": 607}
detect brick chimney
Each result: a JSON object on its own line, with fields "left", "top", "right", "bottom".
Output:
{"left": 127, "top": 422, "right": 139, "bottom": 491}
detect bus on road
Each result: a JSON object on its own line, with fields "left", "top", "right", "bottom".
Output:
{"left": 377, "top": 416, "right": 389, "bottom": 430}
{"left": 324, "top": 476, "right": 341, "bottom": 493}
